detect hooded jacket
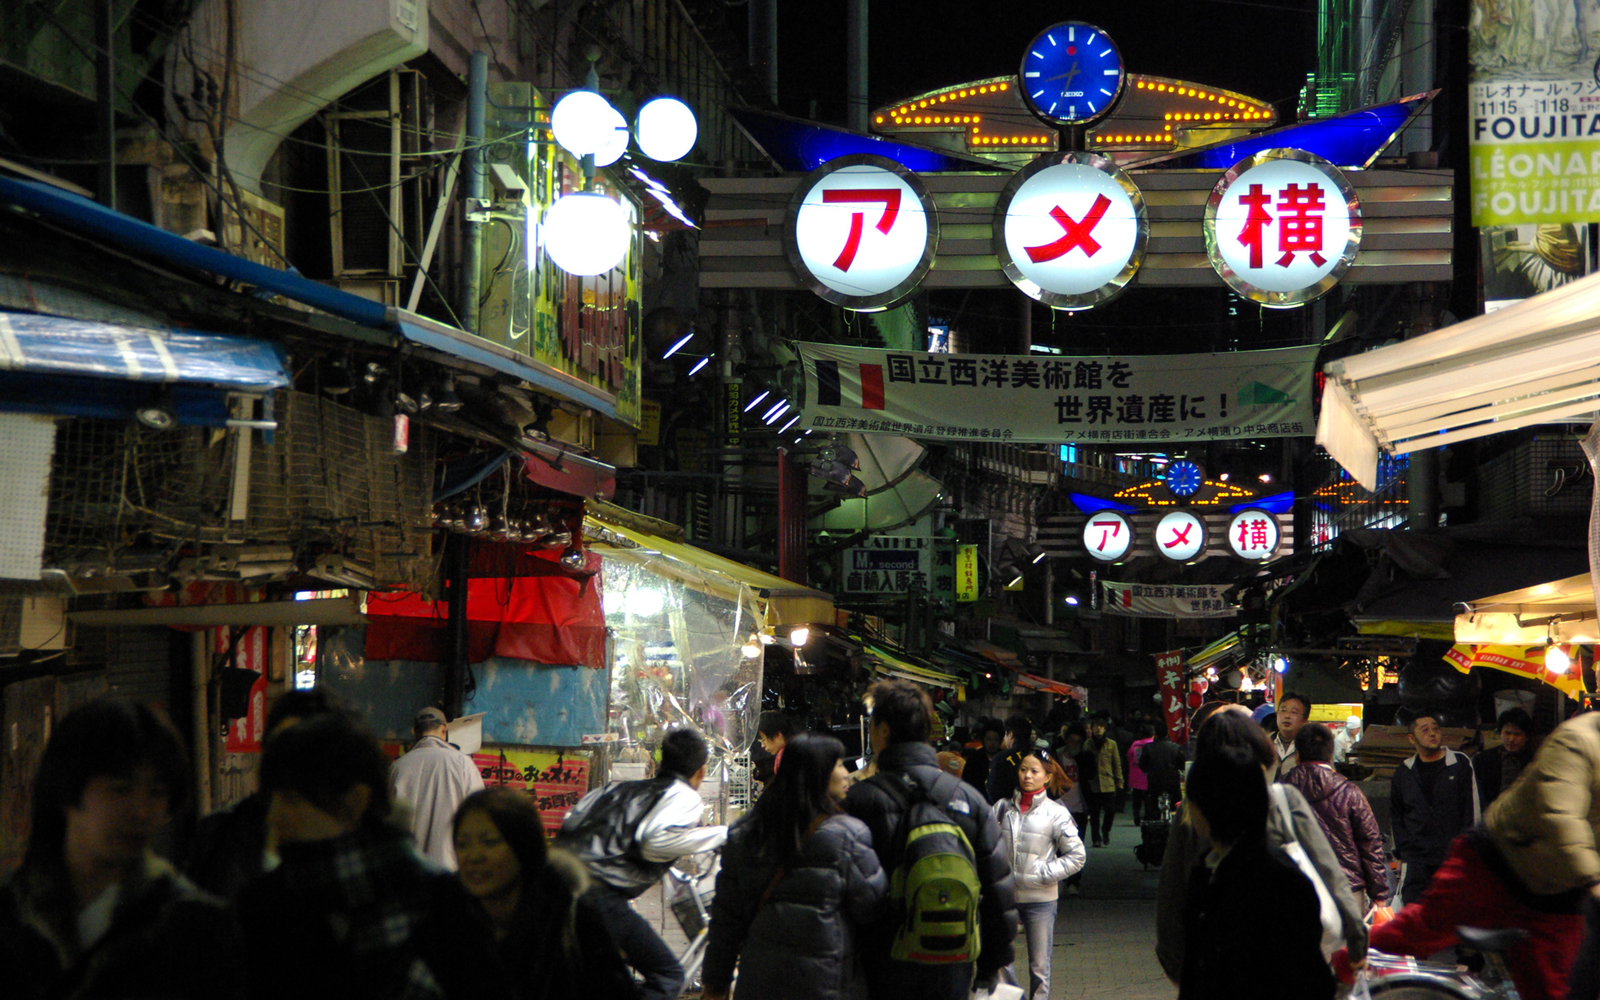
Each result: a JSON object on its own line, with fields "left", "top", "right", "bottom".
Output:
{"left": 1389, "top": 748, "right": 1480, "bottom": 868}
{"left": 1485, "top": 711, "right": 1600, "bottom": 897}
{"left": 1283, "top": 762, "right": 1389, "bottom": 904}
{"left": 844, "top": 741, "right": 1018, "bottom": 999}
{"left": 557, "top": 775, "right": 728, "bottom": 898}
{"left": 992, "top": 791, "right": 1086, "bottom": 903}
{"left": 703, "top": 813, "right": 887, "bottom": 1000}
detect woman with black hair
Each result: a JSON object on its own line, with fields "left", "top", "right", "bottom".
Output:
{"left": 453, "top": 788, "right": 636, "bottom": 1000}
{"left": 1180, "top": 743, "right": 1337, "bottom": 1000}
{"left": 236, "top": 712, "right": 513, "bottom": 1000}
{"left": 0, "top": 698, "right": 242, "bottom": 1000}
{"left": 992, "top": 747, "right": 1085, "bottom": 1000}
{"left": 702, "top": 733, "right": 887, "bottom": 1000}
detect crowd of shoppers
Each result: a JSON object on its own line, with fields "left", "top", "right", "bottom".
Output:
{"left": 9, "top": 680, "right": 1599, "bottom": 1000}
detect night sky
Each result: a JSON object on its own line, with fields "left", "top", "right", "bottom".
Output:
{"left": 773, "top": 0, "right": 1319, "bottom": 124}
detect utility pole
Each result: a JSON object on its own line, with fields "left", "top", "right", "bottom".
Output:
{"left": 458, "top": 51, "right": 488, "bottom": 334}
{"left": 95, "top": 0, "right": 115, "bottom": 209}
{"left": 846, "top": 0, "right": 868, "bottom": 132}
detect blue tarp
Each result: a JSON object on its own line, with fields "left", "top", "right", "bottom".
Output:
{"left": 0, "top": 310, "right": 289, "bottom": 388}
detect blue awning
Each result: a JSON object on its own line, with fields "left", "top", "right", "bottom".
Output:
{"left": 0, "top": 311, "right": 289, "bottom": 388}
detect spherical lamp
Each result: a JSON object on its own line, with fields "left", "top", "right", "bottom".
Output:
{"left": 542, "top": 192, "right": 631, "bottom": 276}
{"left": 636, "top": 97, "right": 698, "bottom": 162}
{"left": 551, "top": 90, "right": 622, "bottom": 157}
{"left": 592, "top": 102, "right": 629, "bottom": 167}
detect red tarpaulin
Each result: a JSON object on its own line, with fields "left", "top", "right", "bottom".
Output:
{"left": 364, "top": 548, "right": 605, "bottom": 667}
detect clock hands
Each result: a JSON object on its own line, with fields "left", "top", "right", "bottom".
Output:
{"left": 1041, "top": 62, "right": 1083, "bottom": 86}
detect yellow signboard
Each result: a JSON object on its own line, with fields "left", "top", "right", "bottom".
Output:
{"left": 956, "top": 544, "right": 979, "bottom": 602}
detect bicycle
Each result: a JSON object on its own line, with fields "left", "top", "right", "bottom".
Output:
{"left": 1352, "top": 926, "right": 1527, "bottom": 1000}
{"left": 665, "top": 851, "right": 720, "bottom": 991}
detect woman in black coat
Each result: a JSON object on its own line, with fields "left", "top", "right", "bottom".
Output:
{"left": 1179, "top": 742, "right": 1337, "bottom": 1000}
{"left": 703, "top": 734, "right": 887, "bottom": 1000}
{"left": 452, "top": 788, "right": 636, "bottom": 1000}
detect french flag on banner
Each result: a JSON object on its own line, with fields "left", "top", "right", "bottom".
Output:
{"left": 814, "top": 359, "right": 885, "bottom": 410}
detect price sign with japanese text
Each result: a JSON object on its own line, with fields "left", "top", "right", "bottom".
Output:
{"left": 996, "top": 152, "right": 1147, "bottom": 310}
{"left": 1155, "top": 510, "right": 1205, "bottom": 562}
{"left": 1204, "top": 148, "right": 1361, "bottom": 308}
{"left": 956, "top": 544, "right": 979, "bottom": 601}
{"left": 1227, "top": 509, "right": 1280, "bottom": 560}
{"left": 785, "top": 155, "right": 937, "bottom": 311}
{"left": 1083, "top": 511, "right": 1132, "bottom": 562}
{"left": 472, "top": 746, "right": 592, "bottom": 835}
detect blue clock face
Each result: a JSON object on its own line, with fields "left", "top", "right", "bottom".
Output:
{"left": 1019, "top": 22, "right": 1125, "bottom": 125}
{"left": 1167, "top": 460, "right": 1204, "bottom": 497}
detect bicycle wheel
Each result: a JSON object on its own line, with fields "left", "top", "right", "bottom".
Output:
{"left": 1365, "top": 977, "right": 1481, "bottom": 1000}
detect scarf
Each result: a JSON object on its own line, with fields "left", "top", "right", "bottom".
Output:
{"left": 1019, "top": 789, "right": 1040, "bottom": 812}
{"left": 273, "top": 824, "right": 444, "bottom": 1000}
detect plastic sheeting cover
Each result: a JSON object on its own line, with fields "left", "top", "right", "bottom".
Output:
{"left": 0, "top": 311, "right": 289, "bottom": 388}
{"left": 597, "top": 547, "right": 764, "bottom": 758}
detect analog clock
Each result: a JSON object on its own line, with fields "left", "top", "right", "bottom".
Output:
{"left": 1166, "top": 460, "right": 1204, "bottom": 498}
{"left": 1018, "top": 21, "right": 1126, "bottom": 126}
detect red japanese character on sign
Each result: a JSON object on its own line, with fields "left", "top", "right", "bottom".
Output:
{"left": 1025, "top": 194, "right": 1113, "bottom": 263}
{"left": 1237, "top": 517, "right": 1272, "bottom": 549}
{"left": 1275, "top": 183, "right": 1327, "bottom": 267}
{"left": 1089, "top": 517, "right": 1122, "bottom": 552}
{"left": 1236, "top": 183, "right": 1273, "bottom": 269}
{"left": 821, "top": 188, "right": 901, "bottom": 271}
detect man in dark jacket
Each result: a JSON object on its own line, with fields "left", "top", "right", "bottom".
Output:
{"left": 962, "top": 718, "right": 1005, "bottom": 794}
{"left": 1388, "top": 711, "right": 1479, "bottom": 906}
{"left": 1284, "top": 723, "right": 1389, "bottom": 907}
{"left": 1474, "top": 707, "right": 1534, "bottom": 806}
{"left": 846, "top": 679, "right": 1018, "bottom": 1000}
{"left": 986, "top": 714, "right": 1035, "bottom": 804}
{"left": 1137, "top": 723, "right": 1186, "bottom": 810}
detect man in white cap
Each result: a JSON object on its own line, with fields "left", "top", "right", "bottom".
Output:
{"left": 390, "top": 705, "right": 484, "bottom": 868}
{"left": 1333, "top": 715, "right": 1363, "bottom": 764}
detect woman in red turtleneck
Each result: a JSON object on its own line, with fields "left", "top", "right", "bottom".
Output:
{"left": 991, "top": 748, "right": 1087, "bottom": 1000}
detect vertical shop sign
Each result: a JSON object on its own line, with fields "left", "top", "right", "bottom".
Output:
{"left": 222, "top": 626, "right": 270, "bottom": 753}
{"left": 1156, "top": 650, "right": 1191, "bottom": 745}
{"left": 956, "top": 544, "right": 979, "bottom": 602}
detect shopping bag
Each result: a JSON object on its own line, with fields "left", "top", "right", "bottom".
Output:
{"left": 1367, "top": 903, "right": 1394, "bottom": 929}
{"left": 971, "top": 983, "right": 1024, "bottom": 1000}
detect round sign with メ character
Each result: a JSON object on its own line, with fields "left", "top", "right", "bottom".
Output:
{"left": 784, "top": 155, "right": 938, "bottom": 312}
{"left": 1204, "top": 148, "right": 1361, "bottom": 308}
{"left": 1082, "top": 511, "right": 1132, "bottom": 562}
{"left": 995, "top": 152, "right": 1147, "bottom": 310}
{"left": 1155, "top": 510, "right": 1206, "bottom": 562}
{"left": 1227, "top": 509, "right": 1280, "bottom": 561}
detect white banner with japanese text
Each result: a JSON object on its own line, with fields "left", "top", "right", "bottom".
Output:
{"left": 1103, "top": 581, "right": 1237, "bottom": 619}
{"left": 798, "top": 342, "right": 1316, "bottom": 444}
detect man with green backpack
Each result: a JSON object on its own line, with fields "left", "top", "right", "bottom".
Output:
{"left": 845, "top": 679, "right": 1019, "bottom": 1000}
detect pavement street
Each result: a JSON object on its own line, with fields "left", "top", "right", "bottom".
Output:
{"left": 1051, "top": 815, "right": 1176, "bottom": 1000}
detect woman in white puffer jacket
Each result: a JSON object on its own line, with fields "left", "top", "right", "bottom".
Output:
{"left": 991, "top": 747, "right": 1087, "bottom": 1000}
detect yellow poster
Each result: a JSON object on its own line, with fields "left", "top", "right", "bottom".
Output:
{"left": 956, "top": 544, "right": 978, "bottom": 602}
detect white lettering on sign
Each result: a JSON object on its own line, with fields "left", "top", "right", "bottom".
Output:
{"left": 1155, "top": 510, "right": 1205, "bottom": 562}
{"left": 998, "top": 154, "right": 1145, "bottom": 308}
{"left": 1082, "top": 511, "right": 1132, "bottom": 561}
{"left": 1227, "top": 509, "right": 1280, "bottom": 560}
{"left": 791, "top": 162, "right": 932, "bottom": 304}
{"left": 1205, "top": 149, "right": 1360, "bottom": 306}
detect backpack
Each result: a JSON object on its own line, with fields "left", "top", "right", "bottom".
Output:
{"left": 877, "top": 770, "right": 983, "bottom": 965}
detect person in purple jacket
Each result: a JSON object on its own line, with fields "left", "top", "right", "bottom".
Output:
{"left": 1283, "top": 722, "right": 1390, "bottom": 908}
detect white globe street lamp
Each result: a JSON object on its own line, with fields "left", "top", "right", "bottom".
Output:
{"left": 592, "top": 102, "right": 629, "bottom": 167}
{"left": 550, "top": 90, "right": 621, "bottom": 157}
{"left": 636, "top": 97, "right": 698, "bottom": 162}
{"left": 542, "top": 192, "right": 631, "bottom": 276}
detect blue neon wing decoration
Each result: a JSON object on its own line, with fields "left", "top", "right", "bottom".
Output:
{"left": 728, "top": 107, "right": 1007, "bottom": 174}
{"left": 1231, "top": 490, "right": 1296, "bottom": 514}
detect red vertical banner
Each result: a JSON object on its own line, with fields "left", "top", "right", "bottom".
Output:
{"left": 1155, "top": 649, "right": 1190, "bottom": 745}
{"left": 222, "top": 626, "right": 270, "bottom": 753}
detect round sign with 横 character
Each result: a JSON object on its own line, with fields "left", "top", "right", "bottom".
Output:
{"left": 1227, "top": 509, "right": 1280, "bottom": 561}
{"left": 1204, "top": 148, "right": 1361, "bottom": 308}
{"left": 1082, "top": 511, "right": 1133, "bottom": 562}
{"left": 995, "top": 151, "right": 1147, "bottom": 310}
{"left": 784, "top": 155, "right": 939, "bottom": 312}
{"left": 1155, "top": 510, "right": 1205, "bottom": 562}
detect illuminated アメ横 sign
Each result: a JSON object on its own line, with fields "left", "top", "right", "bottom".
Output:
{"left": 784, "top": 155, "right": 938, "bottom": 311}
{"left": 1204, "top": 148, "right": 1361, "bottom": 307}
{"left": 1227, "top": 509, "right": 1280, "bottom": 560}
{"left": 996, "top": 152, "right": 1147, "bottom": 310}
{"left": 1155, "top": 510, "right": 1205, "bottom": 562}
{"left": 1083, "top": 511, "right": 1133, "bottom": 562}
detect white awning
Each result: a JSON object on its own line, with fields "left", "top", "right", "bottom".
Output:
{"left": 1317, "top": 269, "right": 1600, "bottom": 489}
{"left": 1454, "top": 573, "right": 1599, "bottom": 644}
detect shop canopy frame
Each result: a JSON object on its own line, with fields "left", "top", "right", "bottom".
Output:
{"left": 1318, "top": 268, "right": 1600, "bottom": 490}
{"left": 587, "top": 518, "right": 834, "bottom": 628}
